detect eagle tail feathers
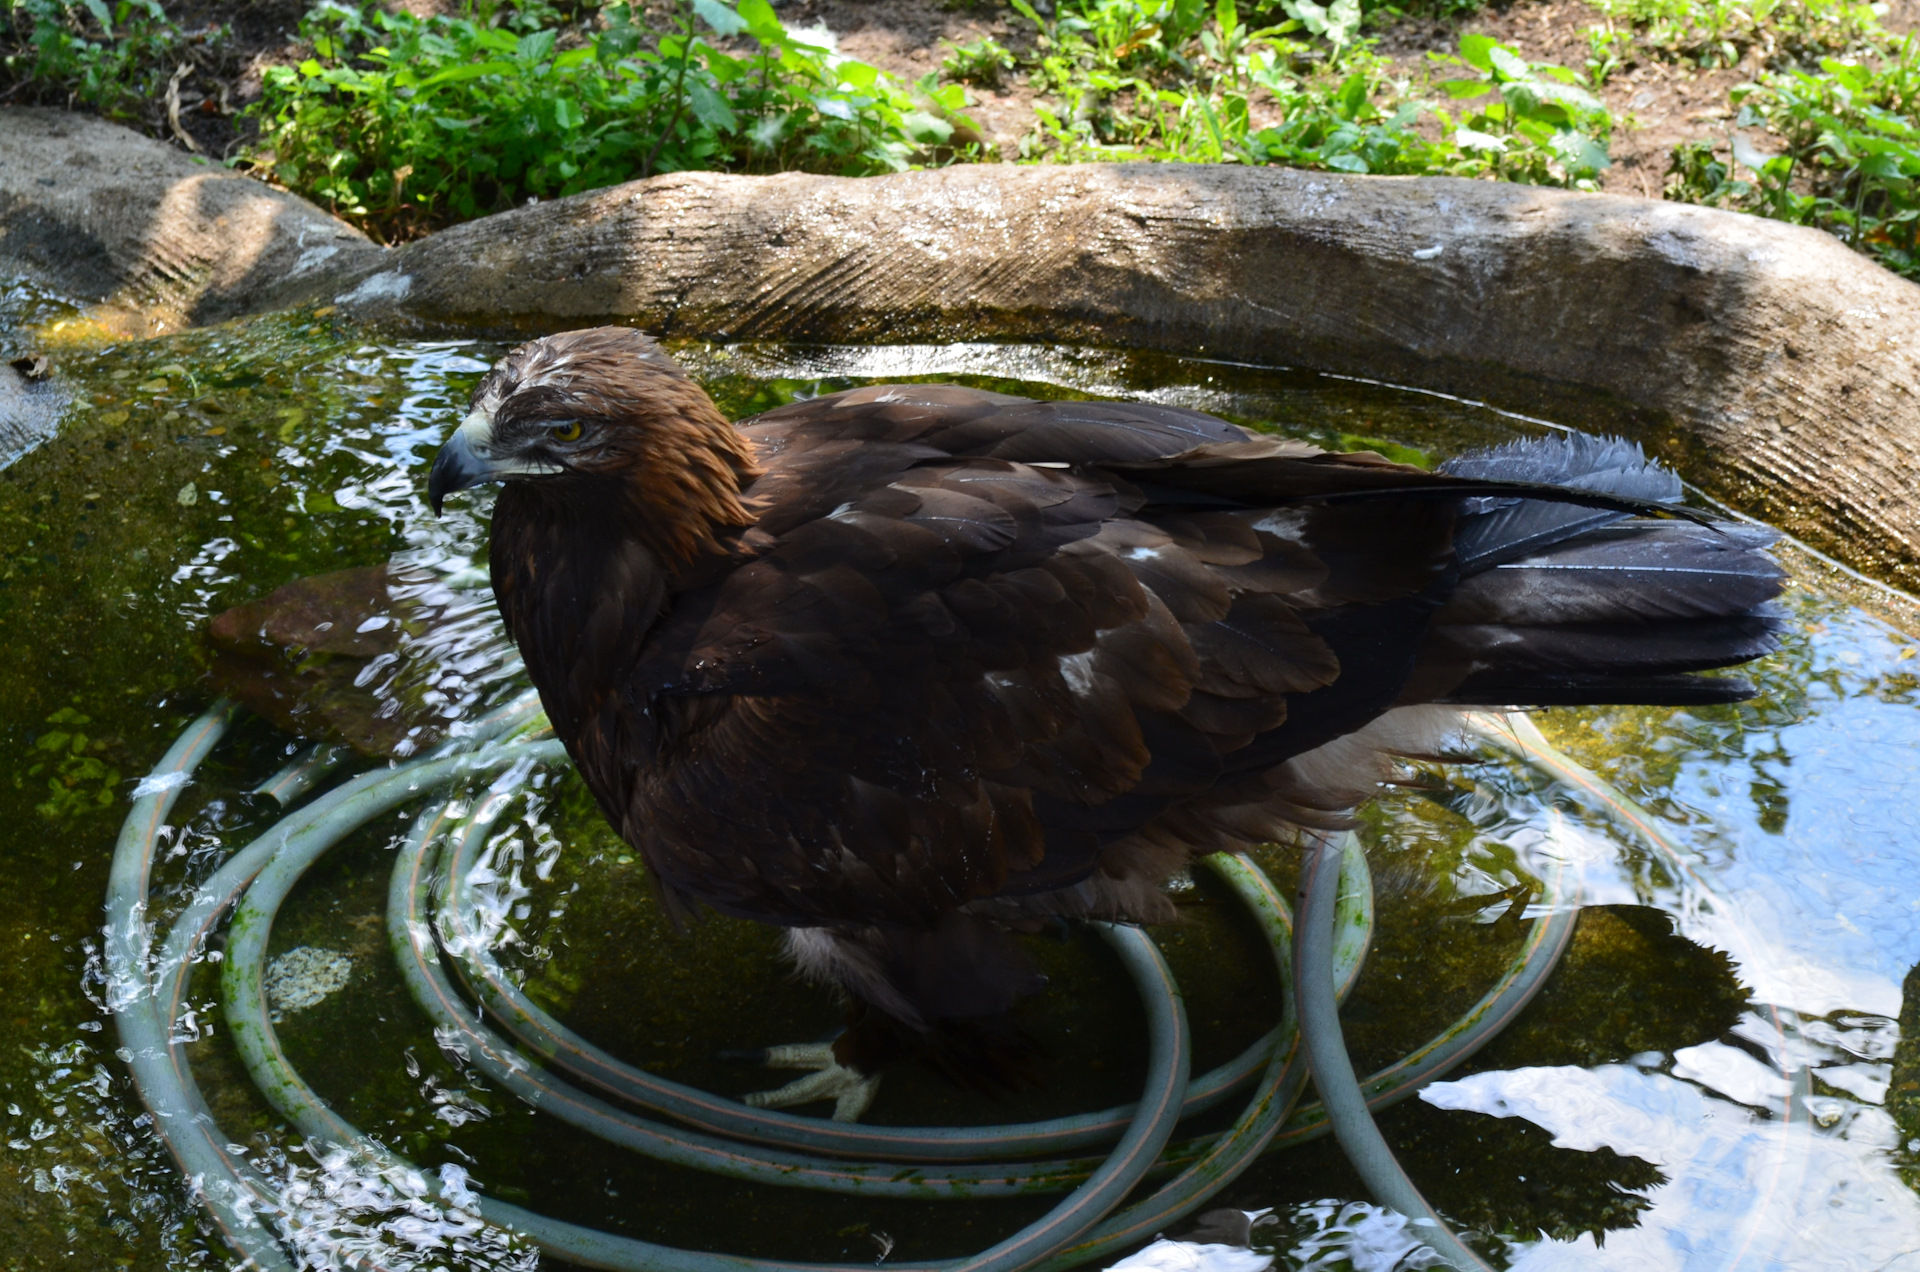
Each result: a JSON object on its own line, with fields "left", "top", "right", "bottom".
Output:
{"left": 1423, "top": 438, "right": 1785, "bottom": 709}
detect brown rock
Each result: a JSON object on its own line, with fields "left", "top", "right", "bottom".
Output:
{"left": 0, "top": 107, "right": 385, "bottom": 328}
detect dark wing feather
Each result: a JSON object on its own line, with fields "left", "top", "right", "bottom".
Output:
{"left": 1420, "top": 519, "right": 1784, "bottom": 706}
{"left": 622, "top": 390, "right": 1358, "bottom": 928}
{"left": 629, "top": 458, "right": 1162, "bottom": 926}
{"left": 1437, "top": 521, "right": 1782, "bottom": 625}
{"left": 744, "top": 386, "right": 1252, "bottom": 463}
{"left": 1107, "top": 435, "right": 1704, "bottom": 527}
{"left": 1440, "top": 433, "right": 1686, "bottom": 570}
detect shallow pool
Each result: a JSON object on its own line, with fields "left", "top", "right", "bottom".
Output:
{"left": 2, "top": 280, "right": 1917, "bottom": 1271}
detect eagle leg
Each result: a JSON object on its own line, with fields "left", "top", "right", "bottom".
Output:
{"left": 738, "top": 1042, "right": 882, "bottom": 1123}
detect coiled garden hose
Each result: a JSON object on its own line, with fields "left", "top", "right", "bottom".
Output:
{"left": 108, "top": 700, "right": 1586, "bottom": 1271}
{"left": 1295, "top": 834, "right": 1493, "bottom": 1272}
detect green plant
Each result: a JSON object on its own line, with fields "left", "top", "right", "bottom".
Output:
{"left": 1012, "top": 0, "right": 1317, "bottom": 160}
{"left": 1246, "top": 62, "right": 1457, "bottom": 173}
{"left": 1666, "top": 135, "right": 1735, "bottom": 196}
{"left": 1666, "top": 40, "right": 1920, "bottom": 276}
{"left": 1429, "top": 32, "right": 1612, "bottom": 187}
{"left": 1251, "top": 0, "right": 1481, "bottom": 33}
{"left": 248, "top": 0, "right": 970, "bottom": 240}
{"left": 1585, "top": 21, "right": 1635, "bottom": 86}
{"left": 22, "top": 707, "right": 121, "bottom": 820}
{"left": 1276, "top": 0, "right": 1360, "bottom": 53}
{"left": 940, "top": 34, "right": 1016, "bottom": 87}
{"left": 1006, "top": 0, "right": 1607, "bottom": 190}
{"left": 1589, "top": 0, "right": 1887, "bottom": 71}
{"left": 1246, "top": 38, "right": 1611, "bottom": 185}
{"left": 1, "top": 0, "right": 221, "bottom": 126}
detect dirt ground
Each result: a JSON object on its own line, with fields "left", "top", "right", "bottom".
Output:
{"left": 797, "top": 0, "right": 1042, "bottom": 148}
{"left": 1370, "top": 0, "right": 1764, "bottom": 197}
{"left": 28, "top": 0, "right": 1920, "bottom": 190}
{"left": 811, "top": 0, "right": 1920, "bottom": 193}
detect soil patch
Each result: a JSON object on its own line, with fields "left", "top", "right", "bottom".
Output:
{"left": 781, "top": 0, "right": 1045, "bottom": 149}
{"left": 1393, "top": 0, "right": 1920, "bottom": 197}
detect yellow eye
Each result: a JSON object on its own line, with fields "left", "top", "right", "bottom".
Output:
{"left": 550, "top": 421, "right": 582, "bottom": 442}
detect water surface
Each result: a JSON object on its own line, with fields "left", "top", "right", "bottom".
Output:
{"left": 2, "top": 284, "right": 1917, "bottom": 1270}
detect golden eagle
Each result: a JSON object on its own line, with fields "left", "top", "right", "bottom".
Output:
{"left": 427, "top": 327, "right": 1780, "bottom": 1116}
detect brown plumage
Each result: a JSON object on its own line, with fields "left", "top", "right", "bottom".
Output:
{"left": 428, "top": 326, "right": 1782, "bottom": 1045}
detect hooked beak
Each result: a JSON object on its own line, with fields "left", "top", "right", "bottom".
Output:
{"left": 427, "top": 410, "right": 499, "bottom": 516}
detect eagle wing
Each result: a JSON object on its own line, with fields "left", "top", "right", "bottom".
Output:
{"left": 608, "top": 386, "right": 1472, "bottom": 929}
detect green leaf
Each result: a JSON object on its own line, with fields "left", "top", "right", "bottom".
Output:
{"left": 516, "top": 28, "right": 556, "bottom": 64}
{"left": 1551, "top": 130, "right": 1611, "bottom": 175}
{"left": 1334, "top": 71, "right": 1367, "bottom": 119}
{"left": 1007, "top": 0, "right": 1047, "bottom": 30}
{"left": 1457, "top": 32, "right": 1496, "bottom": 73}
{"left": 736, "top": 0, "right": 786, "bottom": 43}
{"left": 1454, "top": 126, "right": 1507, "bottom": 152}
{"left": 686, "top": 77, "right": 737, "bottom": 131}
{"left": 693, "top": 0, "right": 749, "bottom": 37}
{"left": 926, "top": 81, "right": 968, "bottom": 112}
{"left": 814, "top": 93, "right": 856, "bottom": 121}
{"left": 901, "top": 110, "right": 954, "bottom": 144}
{"left": 1533, "top": 79, "right": 1603, "bottom": 114}
{"left": 838, "top": 60, "right": 880, "bottom": 90}
{"left": 1282, "top": 0, "right": 1330, "bottom": 36}
{"left": 1488, "top": 44, "right": 1530, "bottom": 82}
{"left": 1860, "top": 150, "right": 1906, "bottom": 179}
{"left": 1436, "top": 78, "right": 1491, "bottom": 99}
{"left": 412, "top": 60, "right": 515, "bottom": 92}
{"left": 1325, "top": 0, "right": 1360, "bottom": 45}
{"left": 473, "top": 26, "right": 520, "bottom": 53}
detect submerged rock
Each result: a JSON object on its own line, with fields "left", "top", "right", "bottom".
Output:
{"left": 264, "top": 946, "right": 354, "bottom": 1022}
{"left": 206, "top": 563, "right": 513, "bottom": 757}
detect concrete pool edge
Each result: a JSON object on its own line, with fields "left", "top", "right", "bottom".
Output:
{"left": 7, "top": 106, "right": 1920, "bottom": 586}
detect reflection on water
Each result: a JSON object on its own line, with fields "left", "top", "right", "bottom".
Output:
{"left": 2, "top": 280, "right": 1919, "bottom": 1269}
{"left": 1428, "top": 1062, "right": 1920, "bottom": 1271}
{"left": 1417, "top": 585, "right": 1920, "bottom": 1270}
{"left": 1579, "top": 596, "right": 1920, "bottom": 1021}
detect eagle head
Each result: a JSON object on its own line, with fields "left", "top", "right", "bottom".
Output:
{"left": 427, "top": 326, "right": 762, "bottom": 562}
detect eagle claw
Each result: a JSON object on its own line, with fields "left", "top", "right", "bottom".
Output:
{"left": 739, "top": 1042, "right": 880, "bottom": 1122}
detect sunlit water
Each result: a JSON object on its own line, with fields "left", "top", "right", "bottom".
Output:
{"left": 3, "top": 274, "right": 1919, "bottom": 1270}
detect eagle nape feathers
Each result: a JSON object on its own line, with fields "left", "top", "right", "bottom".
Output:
{"left": 426, "top": 326, "right": 1782, "bottom": 1104}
